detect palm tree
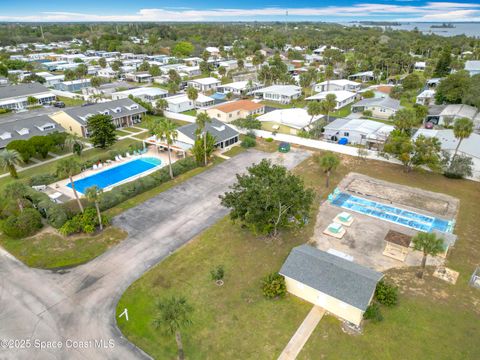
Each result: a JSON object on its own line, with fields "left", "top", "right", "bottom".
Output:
{"left": 307, "top": 101, "right": 323, "bottom": 126}
{"left": 0, "top": 149, "right": 23, "bottom": 178}
{"left": 65, "top": 134, "right": 84, "bottom": 156}
{"left": 155, "top": 98, "right": 168, "bottom": 115}
{"left": 195, "top": 112, "right": 212, "bottom": 166}
{"left": 452, "top": 117, "right": 474, "bottom": 158}
{"left": 412, "top": 232, "right": 444, "bottom": 279}
{"left": 155, "top": 119, "right": 178, "bottom": 179}
{"left": 4, "top": 182, "right": 28, "bottom": 213}
{"left": 153, "top": 296, "right": 193, "bottom": 360}
{"left": 324, "top": 65, "right": 334, "bottom": 91}
{"left": 321, "top": 93, "right": 337, "bottom": 123}
{"left": 56, "top": 158, "right": 84, "bottom": 213}
{"left": 85, "top": 186, "right": 103, "bottom": 231}
{"left": 186, "top": 86, "right": 198, "bottom": 106}
{"left": 318, "top": 152, "right": 340, "bottom": 188}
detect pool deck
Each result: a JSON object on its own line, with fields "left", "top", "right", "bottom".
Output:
{"left": 49, "top": 148, "right": 176, "bottom": 200}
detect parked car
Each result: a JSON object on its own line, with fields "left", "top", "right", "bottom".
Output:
{"left": 53, "top": 101, "right": 65, "bottom": 108}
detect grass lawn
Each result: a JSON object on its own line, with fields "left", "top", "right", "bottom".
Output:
{"left": 221, "top": 146, "right": 246, "bottom": 157}
{"left": 115, "top": 130, "right": 131, "bottom": 137}
{"left": 117, "top": 150, "right": 480, "bottom": 359}
{"left": 0, "top": 226, "right": 126, "bottom": 269}
{"left": 57, "top": 96, "right": 85, "bottom": 107}
{"left": 0, "top": 138, "right": 141, "bottom": 190}
{"left": 330, "top": 104, "right": 352, "bottom": 118}
{"left": 181, "top": 109, "right": 197, "bottom": 116}
{"left": 122, "top": 127, "right": 143, "bottom": 133}
{"left": 261, "top": 121, "right": 296, "bottom": 135}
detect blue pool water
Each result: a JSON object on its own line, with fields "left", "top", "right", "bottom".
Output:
{"left": 68, "top": 157, "right": 162, "bottom": 194}
{"left": 331, "top": 192, "right": 452, "bottom": 233}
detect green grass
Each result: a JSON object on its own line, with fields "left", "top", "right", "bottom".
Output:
{"left": 0, "top": 227, "right": 127, "bottom": 269}
{"left": 57, "top": 96, "right": 85, "bottom": 107}
{"left": 222, "top": 146, "right": 247, "bottom": 157}
{"left": 122, "top": 127, "right": 143, "bottom": 133}
{"left": 261, "top": 121, "right": 297, "bottom": 135}
{"left": 0, "top": 138, "right": 141, "bottom": 190}
{"left": 330, "top": 104, "right": 352, "bottom": 118}
{"left": 181, "top": 109, "right": 197, "bottom": 116}
{"left": 117, "top": 151, "right": 480, "bottom": 359}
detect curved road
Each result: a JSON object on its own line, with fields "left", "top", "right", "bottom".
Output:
{"left": 0, "top": 149, "right": 310, "bottom": 360}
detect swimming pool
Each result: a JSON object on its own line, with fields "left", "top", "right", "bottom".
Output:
{"left": 68, "top": 157, "right": 162, "bottom": 194}
{"left": 330, "top": 192, "right": 453, "bottom": 233}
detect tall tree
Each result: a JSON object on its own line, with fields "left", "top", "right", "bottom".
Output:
{"left": 153, "top": 119, "right": 178, "bottom": 179}
{"left": 220, "top": 159, "right": 314, "bottom": 237}
{"left": 320, "top": 93, "right": 337, "bottom": 123}
{"left": 153, "top": 296, "right": 193, "bottom": 360}
{"left": 412, "top": 232, "right": 444, "bottom": 279}
{"left": 4, "top": 182, "right": 29, "bottom": 213}
{"left": 155, "top": 98, "right": 168, "bottom": 115}
{"left": 433, "top": 47, "right": 452, "bottom": 77}
{"left": 195, "top": 112, "right": 212, "bottom": 166}
{"left": 307, "top": 101, "right": 323, "bottom": 126}
{"left": 452, "top": 117, "right": 474, "bottom": 158}
{"left": 85, "top": 186, "right": 103, "bottom": 231}
{"left": 318, "top": 152, "right": 340, "bottom": 188}
{"left": 87, "top": 114, "right": 116, "bottom": 149}
{"left": 0, "top": 149, "right": 23, "bottom": 178}
{"left": 56, "top": 158, "right": 84, "bottom": 213}
{"left": 324, "top": 65, "right": 334, "bottom": 91}
{"left": 186, "top": 86, "right": 198, "bottom": 104}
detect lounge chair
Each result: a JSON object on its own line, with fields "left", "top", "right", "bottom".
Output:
{"left": 126, "top": 152, "right": 131, "bottom": 157}
{"left": 92, "top": 164, "right": 98, "bottom": 170}
{"left": 98, "top": 163, "right": 103, "bottom": 169}
{"left": 114, "top": 156, "right": 120, "bottom": 161}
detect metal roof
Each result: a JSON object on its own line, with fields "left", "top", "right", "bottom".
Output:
{"left": 0, "top": 83, "right": 51, "bottom": 100}
{"left": 177, "top": 118, "right": 239, "bottom": 144}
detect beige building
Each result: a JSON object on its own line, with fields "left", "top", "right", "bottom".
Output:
{"left": 280, "top": 245, "right": 383, "bottom": 326}
{"left": 50, "top": 98, "right": 146, "bottom": 137}
{"left": 204, "top": 100, "right": 265, "bottom": 123}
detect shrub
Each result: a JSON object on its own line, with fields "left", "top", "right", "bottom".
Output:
{"left": 210, "top": 265, "right": 225, "bottom": 281}
{"left": 262, "top": 272, "right": 286, "bottom": 299}
{"left": 375, "top": 280, "right": 398, "bottom": 307}
{"left": 241, "top": 136, "right": 256, "bottom": 148}
{"left": 2, "top": 208, "right": 43, "bottom": 238}
{"left": 362, "top": 110, "right": 373, "bottom": 117}
{"left": 363, "top": 303, "right": 383, "bottom": 322}
{"left": 265, "top": 137, "right": 273, "bottom": 142}
{"left": 25, "top": 188, "right": 68, "bottom": 228}
{"left": 29, "top": 173, "right": 57, "bottom": 186}
{"left": 59, "top": 207, "right": 109, "bottom": 236}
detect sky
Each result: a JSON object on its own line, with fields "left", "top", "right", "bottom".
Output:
{"left": 0, "top": 1, "right": 480, "bottom": 22}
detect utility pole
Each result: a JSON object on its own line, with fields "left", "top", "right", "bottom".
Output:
{"left": 40, "top": 25, "right": 44, "bottom": 41}
{"left": 285, "top": 10, "right": 288, "bottom": 32}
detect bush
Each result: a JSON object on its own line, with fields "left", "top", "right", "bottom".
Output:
{"left": 265, "top": 137, "right": 274, "bottom": 142}
{"left": 363, "top": 303, "right": 383, "bottom": 322}
{"left": 210, "top": 265, "right": 225, "bottom": 281}
{"left": 362, "top": 110, "right": 373, "bottom": 117}
{"left": 59, "top": 207, "right": 109, "bottom": 236}
{"left": 241, "top": 136, "right": 256, "bottom": 148}
{"left": 29, "top": 173, "right": 57, "bottom": 186}
{"left": 2, "top": 208, "right": 43, "bottom": 238}
{"left": 262, "top": 273, "right": 286, "bottom": 299}
{"left": 375, "top": 280, "right": 398, "bottom": 307}
{"left": 25, "top": 187, "right": 68, "bottom": 228}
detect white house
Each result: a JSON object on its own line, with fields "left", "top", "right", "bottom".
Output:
{"left": 176, "top": 118, "right": 239, "bottom": 150}
{"left": 253, "top": 85, "right": 302, "bottom": 104}
{"left": 306, "top": 90, "right": 357, "bottom": 110}
{"left": 165, "top": 93, "right": 215, "bottom": 113}
{"left": 314, "top": 79, "right": 361, "bottom": 93}
{"left": 280, "top": 245, "right": 383, "bottom": 327}
{"left": 111, "top": 87, "right": 168, "bottom": 102}
{"left": 205, "top": 47, "right": 220, "bottom": 57}
{"left": 257, "top": 108, "right": 324, "bottom": 134}
{"left": 416, "top": 89, "right": 436, "bottom": 106}
{"left": 427, "top": 104, "right": 479, "bottom": 126}
{"left": 0, "top": 83, "right": 56, "bottom": 111}
{"left": 351, "top": 96, "right": 402, "bottom": 119}
{"left": 349, "top": 71, "right": 375, "bottom": 83}
{"left": 312, "top": 45, "right": 340, "bottom": 55}
{"left": 414, "top": 62, "right": 427, "bottom": 71}
{"left": 187, "top": 77, "right": 221, "bottom": 92}
{"left": 97, "top": 67, "right": 118, "bottom": 79}
{"left": 323, "top": 118, "right": 394, "bottom": 147}
{"left": 216, "top": 81, "right": 263, "bottom": 96}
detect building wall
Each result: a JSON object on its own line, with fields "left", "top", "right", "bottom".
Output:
{"left": 167, "top": 100, "right": 194, "bottom": 113}
{"left": 284, "top": 276, "right": 365, "bottom": 326}
{"left": 367, "top": 106, "right": 396, "bottom": 120}
{"left": 50, "top": 111, "right": 85, "bottom": 137}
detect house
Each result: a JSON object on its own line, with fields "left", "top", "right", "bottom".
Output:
{"left": 204, "top": 100, "right": 265, "bottom": 123}
{"left": 416, "top": 89, "right": 436, "bottom": 106}
{"left": 426, "top": 78, "right": 442, "bottom": 88}
{"left": 183, "top": 57, "right": 202, "bottom": 67}
{"left": 49, "top": 98, "right": 146, "bottom": 137}
{"left": 217, "top": 60, "right": 238, "bottom": 72}
{"left": 348, "top": 71, "right": 375, "bottom": 83}
{"left": 125, "top": 72, "right": 152, "bottom": 83}
{"left": 306, "top": 91, "right": 357, "bottom": 110}
{"left": 176, "top": 118, "right": 239, "bottom": 150}
{"left": 414, "top": 62, "right": 427, "bottom": 71}
{"left": 426, "top": 104, "right": 479, "bottom": 126}
{"left": 464, "top": 60, "right": 480, "bottom": 76}
{"left": 0, "top": 83, "right": 56, "bottom": 111}
{"left": 97, "top": 67, "right": 118, "bottom": 79}
{"left": 257, "top": 108, "right": 323, "bottom": 134}
{"left": 216, "top": 81, "right": 263, "bottom": 96}
{"left": 165, "top": 93, "right": 215, "bottom": 113}
{"left": 253, "top": 85, "right": 302, "bottom": 104}
{"left": 187, "top": 77, "right": 221, "bottom": 92}
{"left": 111, "top": 87, "right": 168, "bottom": 102}
{"left": 314, "top": 80, "right": 361, "bottom": 93}
{"left": 323, "top": 118, "right": 394, "bottom": 148}
{"left": 205, "top": 47, "right": 220, "bottom": 57}
{"left": 312, "top": 45, "right": 340, "bottom": 55}
{"left": 0, "top": 114, "right": 64, "bottom": 149}
{"left": 279, "top": 245, "right": 383, "bottom": 326}
{"left": 37, "top": 72, "right": 65, "bottom": 88}
{"left": 413, "top": 129, "right": 480, "bottom": 176}
{"left": 351, "top": 97, "right": 401, "bottom": 119}
{"left": 54, "top": 79, "right": 91, "bottom": 92}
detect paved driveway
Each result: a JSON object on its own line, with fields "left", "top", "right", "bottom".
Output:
{"left": 0, "top": 149, "right": 310, "bottom": 360}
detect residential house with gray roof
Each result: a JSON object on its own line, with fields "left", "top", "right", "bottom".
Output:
{"left": 0, "top": 83, "right": 56, "bottom": 111}
{"left": 351, "top": 96, "right": 402, "bottom": 120}
{"left": 176, "top": 118, "right": 239, "bottom": 150}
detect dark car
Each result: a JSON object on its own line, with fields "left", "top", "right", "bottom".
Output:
{"left": 53, "top": 101, "right": 65, "bottom": 108}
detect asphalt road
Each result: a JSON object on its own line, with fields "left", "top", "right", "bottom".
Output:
{"left": 0, "top": 148, "right": 310, "bottom": 360}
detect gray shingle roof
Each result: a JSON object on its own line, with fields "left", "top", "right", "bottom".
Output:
{"left": 0, "top": 114, "right": 64, "bottom": 148}
{"left": 352, "top": 96, "right": 401, "bottom": 111}
{"left": 63, "top": 98, "right": 146, "bottom": 125}
{"left": 177, "top": 118, "right": 239, "bottom": 144}
{"left": 0, "top": 83, "right": 51, "bottom": 100}
{"left": 279, "top": 245, "right": 383, "bottom": 310}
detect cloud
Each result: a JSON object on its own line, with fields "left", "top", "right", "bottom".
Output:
{"left": 0, "top": 2, "right": 479, "bottom": 22}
